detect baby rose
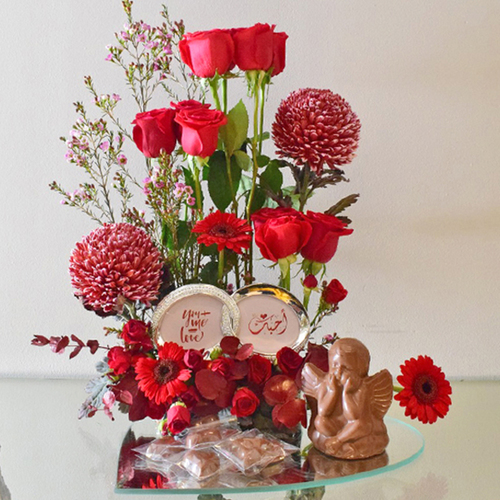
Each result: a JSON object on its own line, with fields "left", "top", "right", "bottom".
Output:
{"left": 166, "top": 404, "right": 191, "bottom": 435}
{"left": 179, "top": 29, "right": 235, "bottom": 78}
{"left": 230, "top": 387, "right": 260, "bottom": 417}
{"left": 322, "top": 279, "right": 348, "bottom": 305}
{"left": 276, "top": 347, "right": 304, "bottom": 379}
{"left": 107, "top": 346, "right": 132, "bottom": 375}
{"left": 232, "top": 23, "right": 274, "bottom": 71}
{"left": 184, "top": 349, "right": 205, "bottom": 371}
{"left": 174, "top": 107, "right": 227, "bottom": 158}
{"left": 121, "top": 319, "right": 153, "bottom": 350}
{"left": 247, "top": 354, "right": 272, "bottom": 386}
{"left": 300, "top": 211, "right": 353, "bottom": 264}
{"left": 252, "top": 208, "right": 312, "bottom": 262}
{"left": 132, "top": 108, "right": 177, "bottom": 158}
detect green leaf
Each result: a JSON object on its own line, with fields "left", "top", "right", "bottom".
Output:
{"left": 182, "top": 167, "right": 204, "bottom": 206}
{"left": 233, "top": 150, "right": 252, "bottom": 171}
{"left": 161, "top": 222, "right": 174, "bottom": 251}
{"left": 207, "top": 151, "right": 241, "bottom": 211}
{"left": 199, "top": 259, "right": 219, "bottom": 285}
{"left": 219, "top": 100, "right": 249, "bottom": 156}
{"left": 248, "top": 186, "right": 266, "bottom": 214}
{"left": 260, "top": 161, "right": 283, "bottom": 194}
{"left": 176, "top": 220, "right": 194, "bottom": 248}
{"left": 325, "top": 194, "right": 360, "bottom": 216}
{"left": 257, "top": 155, "right": 270, "bottom": 168}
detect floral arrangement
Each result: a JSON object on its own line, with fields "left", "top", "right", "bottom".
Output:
{"left": 33, "top": 0, "right": 451, "bottom": 441}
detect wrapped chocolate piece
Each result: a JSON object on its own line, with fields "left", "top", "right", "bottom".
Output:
{"left": 302, "top": 338, "right": 393, "bottom": 459}
{"left": 216, "top": 429, "right": 299, "bottom": 474}
{"left": 185, "top": 415, "right": 239, "bottom": 448}
{"left": 179, "top": 448, "right": 221, "bottom": 481}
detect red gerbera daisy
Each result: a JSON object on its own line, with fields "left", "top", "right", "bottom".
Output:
{"left": 192, "top": 210, "right": 252, "bottom": 254}
{"left": 394, "top": 355, "right": 452, "bottom": 424}
{"left": 135, "top": 342, "right": 191, "bottom": 405}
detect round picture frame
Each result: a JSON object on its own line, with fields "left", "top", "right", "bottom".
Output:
{"left": 228, "top": 283, "right": 311, "bottom": 357}
{"left": 152, "top": 284, "right": 240, "bottom": 351}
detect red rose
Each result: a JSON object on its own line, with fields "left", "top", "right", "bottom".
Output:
{"left": 276, "top": 347, "right": 304, "bottom": 378}
{"left": 303, "top": 274, "right": 318, "bottom": 289}
{"left": 132, "top": 108, "right": 177, "bottom": 158}
{"left": 251, "top": 207, "right": 298, "bottom": 231}
{"left": 252, "top": 208, "right": 312, "bottom": 262}
{"left": 179, "top": 29, "right": 235, "bottom": 78}
{"left": 232, "top": 23, "right": 274, "bottom": 71}
{"left": 230, "top": 387, "right": 260, "bottom": 417}
{"left": 304, "top": 342, "right": 329, "bottom": 373}
{"left": 300, "top": 211, "right": 353, "bottom": 264}
{"left": 174, "top": 107, "right": 227, "bottom": 158}
{"left": 121, "top": 320, "right": 153, "bottom": 350}
{"left": 171, "top": 100, "right": 210, "bottom": 113}
{"left": 184, "top": 349, "right": 205, "bottom": 371}
{"left": 108, "top": 346, "right": 132, "bottom": 375}
{"left": 247, "top": 354, "right": 272, "bottom": 386}
{"left": 271, "top": 32, "right": 288, "bottom": 76}
{"left": 322, "top": 279, "right": 348, "bottom": 305}
{"left": 181, "top": 386, "right": 201, "bottom": 409}
{"left": 166, "top": 404, "right": 191, "bottom": 435}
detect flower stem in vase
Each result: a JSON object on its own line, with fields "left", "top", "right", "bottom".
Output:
{"left": 208, "top": 76, "right": 222, "bottom": 111}
{"left": 218, "top": 249, "right": 225, "bottom": 283}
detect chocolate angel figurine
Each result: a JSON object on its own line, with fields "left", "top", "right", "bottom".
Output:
{"left": 302, "top": 338, "right": 393, "bottom": 459}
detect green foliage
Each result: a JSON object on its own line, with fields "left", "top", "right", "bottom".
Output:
{"left": 207, "top": 152, "right": 241, "bottom": 211}
{"left": 325, "top": 193, "right": 359, "bottom": 216}
{"left": 219, "top": 100, "right": 249, "bottom": 156}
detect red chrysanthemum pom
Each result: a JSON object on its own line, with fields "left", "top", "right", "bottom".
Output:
{"left": 192, "top": 210, "right": 252, "bottom": 254}
{"left": 272, "top": 88, "right": 361, "bottom": 174}
{"left": 394, "top": 355, "right": 452, "bottom": 424}
{"left": 69, "top": 223, "right": 162, "bottom": 315}
{"left": 135, "top": 342, "right": 191, "bottom": 405}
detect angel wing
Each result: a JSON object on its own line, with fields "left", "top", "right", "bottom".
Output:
{"left": 301, "top": 362, "right": 327, "bottom": 399}
{"left": 365, "top": 369, "right": 393, "bottom": 419}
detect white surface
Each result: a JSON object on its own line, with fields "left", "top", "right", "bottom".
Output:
{"left": 0, "top": 0, "right": 500, "bottom": 378}
{"left": 0, "top": 379, "right": 498, "bottom": 499}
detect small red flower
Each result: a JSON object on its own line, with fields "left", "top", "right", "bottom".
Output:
{"left": 247, "top": 354, "right": 272, "bottom": 386}
{"left": 276, "top": 347, "right": 304, "bottom": 378}
{"left": 166, "top": 404, "right": 191, "bottom": 435}
{"left": 108, "top": 346, "right": 133, "bottom": 375}
{"left": 395, "top": 356, "right": 452, "bottom": 424}
{"left": 192, "top": 211, "right": 252, "bottom": 254}
{"left": 322, "top": 279, "right": 348, "bottom": 305}
{"left": 303, "top": 274, "right": 318, "bottom": 289}
{"left": 135, "top": 342, "right": 191, "bottom": 405}
{"left": 121, "top": 320, "right": 153, "bottom": 350}
{"left": 230, "top": 387, "right": 260, "bottom": 417}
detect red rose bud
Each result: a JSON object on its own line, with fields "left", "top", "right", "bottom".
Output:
{"left": 271, "top": 31, "right": 288, "bottom": 76}
{"left": 230, "top": 387, "right": 260, "bottom": 417}
{"left": 174, "top": 107, "right": 227, "bottom": 158}
{"left": 184, "top": 349, "right": 205, "bottom": 371}
{"left": 121, "top": 319, "right": 152, "bottom": 350}
{"left": 232, "top": 23, "right": 274, "bottom": 71}
{"left": 301, "top": 211, "right": 353, "bottom": 264}
{"left": 303, "top": 274, "right": 318, "bottom": 289}
{"left": 132, "top": 108, "right": 177, "bottom": 158}
{"left": 166, "top": 404, "right": 191, "bottom": 435}
{"left": 247, "top": 354, "right": 272, "bottom": 386}
{"left": 252, "top": 208, "right": 312, "bottom": 262}
{"left": 107, "top": 346, "right": 133, "bottom": 375}
{"left": 322, "top": 279, "right": 348, "bottom": 305}
{"left": 179, "top": 29, "right": 235, "bottom": 78}
{"left": 276, "top": 347, "right": 304, "bottom": 378}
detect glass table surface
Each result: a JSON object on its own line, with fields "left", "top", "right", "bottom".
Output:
{"left": 115, "top": 417, "right": 424, "bottom": 495}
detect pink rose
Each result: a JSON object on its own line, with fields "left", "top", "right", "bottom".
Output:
{"left": 132, "top": 108, "right": 177, "bottom": 158}
{"left": 300, "top": 211, "right": 353, "bottom": 264}
{"left": 174, "top": 107, "right": 227, "bottom": 158}
{"left": 179, "top": 29, "right": 235, "bottom": 78}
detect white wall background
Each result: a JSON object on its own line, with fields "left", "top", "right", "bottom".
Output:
{"left": 0, "top": 0, "right": 499, "bottom": 380}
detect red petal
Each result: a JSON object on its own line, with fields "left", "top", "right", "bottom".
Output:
{"left": 263, "top": 375, "right": 298, "bottom": 406}
{"left": 220, "top": 336, "right": 240, "bottom": 356}
{"left": 235, "top": 343, "right": 254, "bottom": 361}
{"left": 195, "top": 369, "right": 227, "bottom": 400}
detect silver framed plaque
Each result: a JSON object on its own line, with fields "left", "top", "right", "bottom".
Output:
{"left": 229, "top": 283, "right": 310, "bottom": 356}
{"left": 152, "top": 284, "right": 240, "bottom": 351}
